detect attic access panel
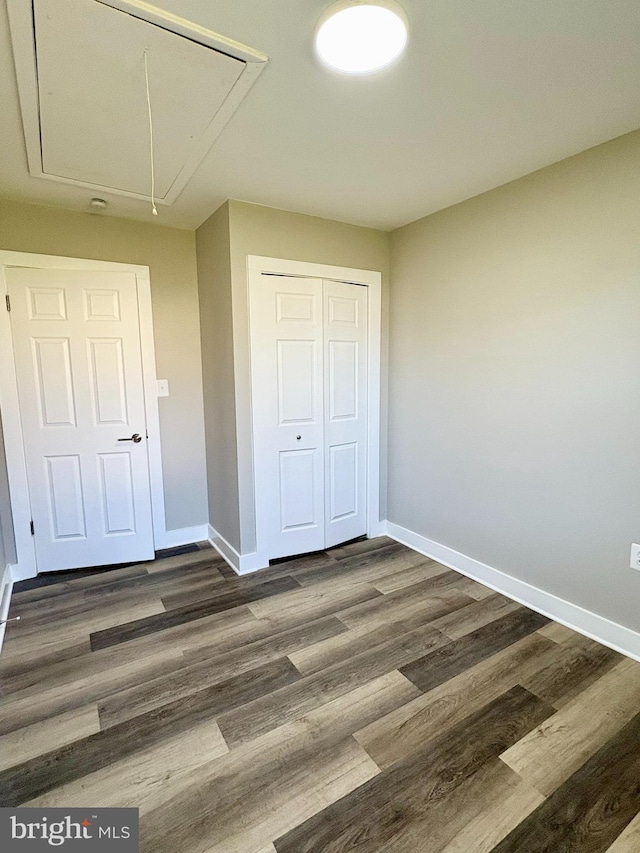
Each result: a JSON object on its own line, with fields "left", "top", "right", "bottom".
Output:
{"left": 7, "top": 0, "right": 268, "bottom": 205}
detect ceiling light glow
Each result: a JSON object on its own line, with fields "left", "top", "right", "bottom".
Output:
{"left": 315, "top": 2, "right": 408, "bottom": 75}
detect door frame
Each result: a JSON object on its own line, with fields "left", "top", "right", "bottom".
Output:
{"left": 247, "top": 255, "right": 383, "bottom": 570}
{"left": 0, "top": 250, "right": 167, "bottom": 580}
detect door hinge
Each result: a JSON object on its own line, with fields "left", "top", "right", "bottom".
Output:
{"left": 29, "top": 520, "right": 34, "bottom": 536}
{"left": 5, "top": 294, "right": 10, "bottom": 312}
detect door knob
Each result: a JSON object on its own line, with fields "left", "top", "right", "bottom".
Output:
{"left": 118, "top": 433, "right": 142, "bottom": 443}
{"left": 296, "top": 435, "right": 301, "bottom": 440}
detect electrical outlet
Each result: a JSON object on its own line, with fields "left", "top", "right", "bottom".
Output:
{"left": 630, "top": 544, "right": 640, "bottom": 570}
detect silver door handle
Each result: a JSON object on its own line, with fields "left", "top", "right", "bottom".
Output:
{"left": 118, "top": 433, "right": 142, "bottom": 443}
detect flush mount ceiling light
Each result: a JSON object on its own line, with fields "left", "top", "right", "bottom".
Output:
{"left": 315, "top": 1, "right": 408, "bottom": 74}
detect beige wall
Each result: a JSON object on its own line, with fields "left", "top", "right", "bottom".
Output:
{"left": 0, "top": 197, "right": 208, "bottom": 533}
{"left": 389, "top": 129, "right": 640, "bottom": 631}
{"left": 196, "top": 202, "right": 241, "bottom": 550}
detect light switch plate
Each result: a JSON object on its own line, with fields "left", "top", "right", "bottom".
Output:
{"left": 630, "top": 544, "right": 640, "bottom": 570}
{"left": 157, "top": 379, "right": 169, "bottom": 397}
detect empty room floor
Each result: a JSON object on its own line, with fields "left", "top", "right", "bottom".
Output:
{"left": 1, "top": 537, "right": 640, "bottom": 851}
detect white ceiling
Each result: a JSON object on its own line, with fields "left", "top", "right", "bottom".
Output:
{"left": 1, "top": 0, "right": 639, "bottom": 231}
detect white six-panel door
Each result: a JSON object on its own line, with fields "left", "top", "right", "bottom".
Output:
{"left": 250, "top": 274, "right": 368, "bottom": 560}
{"left": 7, "top": 267, "right": 155, "bottom": 571}
{"left": 251, "top": 276, "right": 326, "bottom": 558}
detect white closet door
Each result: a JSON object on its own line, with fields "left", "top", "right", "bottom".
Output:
{"left": 323, "top": 280, "right": 368, "bottom": 548}
{"left": 7, "top": 267, "right": 155, "bottom": 571}
{"left": 251, "top": 275, "right": 325, "bottom": 559}
{"left": 250, "top": 274, "right": 369, "bottom": 560}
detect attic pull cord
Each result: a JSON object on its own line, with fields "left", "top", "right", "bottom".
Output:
{"left": 143, "top": 51, "right": 158, "bottom": 216}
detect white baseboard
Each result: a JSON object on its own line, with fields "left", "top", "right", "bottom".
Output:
{"left": 158, "top": 524, "right": 209, "bottom": 550}
{"left": 0, "top": 563, "right": 15, "bottom": 654}
{"left": 384, "top": 520, "right": 640, "bottom": 664}
{"left": 207, "top": 525, "right": 268, "bottom": 575}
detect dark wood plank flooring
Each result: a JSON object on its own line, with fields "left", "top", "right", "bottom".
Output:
{"left": 1, "top": 537, "right": 640, "bottom": 852}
